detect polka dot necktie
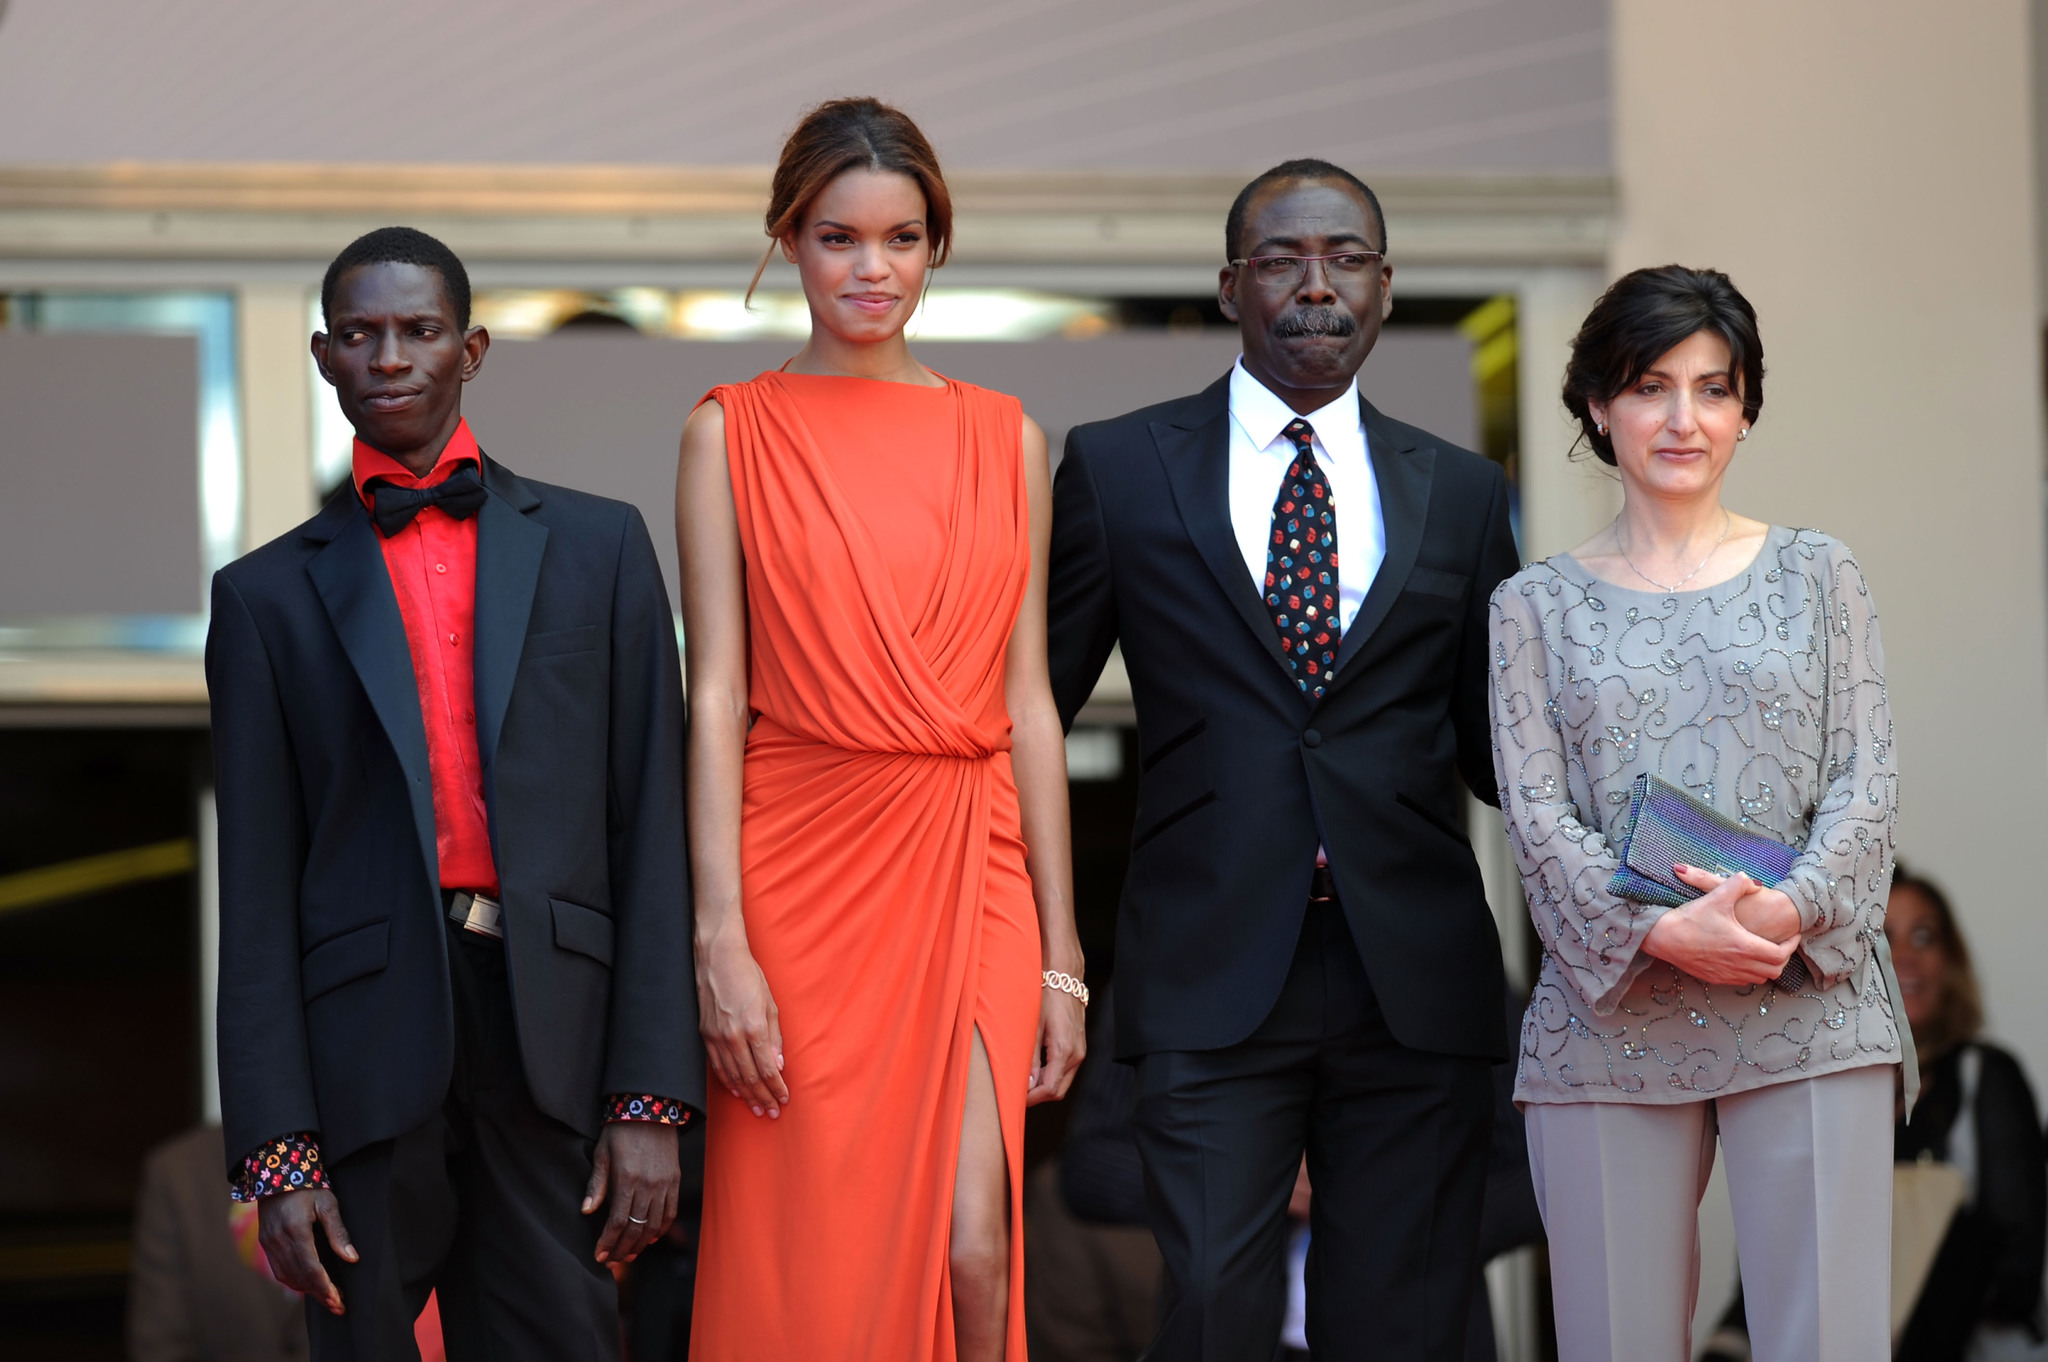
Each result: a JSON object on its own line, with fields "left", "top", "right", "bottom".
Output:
{"left": 1264, "top": 418, "right": 1341, "bottom": 698}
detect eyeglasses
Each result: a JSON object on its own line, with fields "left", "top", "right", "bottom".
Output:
{"left": 1229, "top": 251, "right": 1386, "bottom": 287}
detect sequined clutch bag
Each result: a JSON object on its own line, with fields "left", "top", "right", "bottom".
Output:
{"left": 1608, "top": 773, "right": 1802, "bottom": 908}
{"left": 1608, "top": 772, "right": 1811, "bottom": 989}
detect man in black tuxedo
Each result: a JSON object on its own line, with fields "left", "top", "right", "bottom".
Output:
{"left": 1048, "top": 162, "right": 1519, "bottom": 1360}
{"left": 207, "top": 227, "right": 700, "bottom": 1360}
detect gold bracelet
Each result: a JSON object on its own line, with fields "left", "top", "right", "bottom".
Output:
{"left": 1042, "top": 969, "right": 1089, "bottom": 1007}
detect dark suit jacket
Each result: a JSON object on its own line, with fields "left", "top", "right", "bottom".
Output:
{"left": 129, "top": 1123, "right": 308, "bottom": 1362}
{"left": 1049, "top": 376, "right": 1518, "bottom": 1062}
{"left": 206, "top": 454, "right": 699, "bottom": 1172}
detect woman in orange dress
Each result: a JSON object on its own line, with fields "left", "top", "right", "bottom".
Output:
{"left": 675, "top": 98, "right": 1087, "bottom": 1361}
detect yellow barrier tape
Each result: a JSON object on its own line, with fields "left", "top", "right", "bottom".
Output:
{"left": 1456, "top": 293, "right": 1516, "bottom": 345}
{"left": 0, "top": 838, "right": 197, "bottom": 914}
{"left": 0, "top": 1238, "right": 132, "bottom": 1280}
{"left": 1473, "top": 329, "right": 1519, "bottom": 384}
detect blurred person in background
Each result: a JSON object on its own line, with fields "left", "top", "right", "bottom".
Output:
{"left": 1025, "top": 986, "right": 1162, "bottom": 1362}
{"left": 129, "top": 1123, "right": 308, "bottom": 1362}
{"left": 1465, "top": 988, "right": 1546, "bottom": 1362}
{"left": 1702, "top": 863, "right": 2046, "bottom": 1362}
{"left": 679, "top": 96, "right": 1083, "bottom": 1362}
{"left": 1490, "top": 265, "right": 1904, "bottom": 1362}
{"left": 1887, "top": 863, "right": 2045, "bottom": 1360}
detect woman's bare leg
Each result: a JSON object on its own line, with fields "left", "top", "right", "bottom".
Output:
{"left": 951, "top": 1026, "right": 1010, "bottom": 1361}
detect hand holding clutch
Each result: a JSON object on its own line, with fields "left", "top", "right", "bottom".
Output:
{"left": 1680, "top": 863, "right": 1802, "bottom": 944}
{"left": 1612, "top": 774, "right": 1808, "bottom": 987}
{"left": 1643, "top": 870, "right": 1800, "bottom": 986}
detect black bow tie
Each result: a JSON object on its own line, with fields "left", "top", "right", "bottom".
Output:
{"left": 365, "top": 468, "right": 487, "bottom": 538}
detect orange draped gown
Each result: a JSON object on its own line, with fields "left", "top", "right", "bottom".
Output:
{"left": 691, "top": 372, "right": 1038, "bottom": 1361}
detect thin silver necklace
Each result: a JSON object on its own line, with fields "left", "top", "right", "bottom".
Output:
{"left": 1614, "top": 509, "right": 1731, "bottom": 592}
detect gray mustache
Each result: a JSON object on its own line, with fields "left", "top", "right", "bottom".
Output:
{"left": 1272, "top": 308, "right": 1357, "bottom": 339}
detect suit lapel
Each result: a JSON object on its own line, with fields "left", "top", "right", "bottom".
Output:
{"left": 305, "top": 498, "right": 440, "bottom": 884}
{"left": 1328, "top": 397, "right": 1433, "bottom": 684}
{"left": 1153, "top": 378, "right": 1292, "bottom": 677}
{"left": 472, "top": 455, "right": 548, "bottom": 778}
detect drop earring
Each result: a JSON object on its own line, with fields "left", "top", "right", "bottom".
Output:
{"left": 1596, "top": 422, "right": 1608, "bottom": 436}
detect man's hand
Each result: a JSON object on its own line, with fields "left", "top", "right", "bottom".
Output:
{"left": 256, "top": 1188, "right": 356, "bottom": 1315}
{"left": 583, "top": 1121, "right": 680, "bottom": 1265}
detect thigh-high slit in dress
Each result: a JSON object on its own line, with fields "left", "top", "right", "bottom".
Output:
{"left": 690, "top": 371, "right": 1038, "bottom": 1361}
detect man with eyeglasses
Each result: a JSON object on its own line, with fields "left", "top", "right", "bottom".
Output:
{"left": 1047, "top": 159, "right": 1520, "bottom": 1361}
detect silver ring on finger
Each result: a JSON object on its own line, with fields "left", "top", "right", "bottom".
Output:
{"left": 627, "top": 1214, "right": 649, "bottom": 1225}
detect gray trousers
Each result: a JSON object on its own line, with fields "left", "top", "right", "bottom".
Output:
{"left": 1525, "top": 1063, "right": 1893, "bottom": 1362}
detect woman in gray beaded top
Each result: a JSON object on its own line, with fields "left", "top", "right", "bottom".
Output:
{"left": 1489, "top": 265, "right": 1902, "bottom": 1362}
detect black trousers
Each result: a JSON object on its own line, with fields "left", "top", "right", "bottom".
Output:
{"left": 1134, "top": 897, "right": 1492, "bottom": 1362}
{"left": 308, "top": 921, "right": 617, "bottom": 1362}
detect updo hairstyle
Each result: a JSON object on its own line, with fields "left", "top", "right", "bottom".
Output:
{"left": 747, "top": 96, "right": 953, "bottom": 303}
{"left": 1562, "top": 265, "right": 1765, "bottom": 465}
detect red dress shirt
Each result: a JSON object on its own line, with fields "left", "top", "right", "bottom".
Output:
{"left": 351, "top": 420, "right": 499, "bottom": 895}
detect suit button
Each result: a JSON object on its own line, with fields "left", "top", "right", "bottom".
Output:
{"left": 1303, "top": 728, "right": 1322, "bottom": 748}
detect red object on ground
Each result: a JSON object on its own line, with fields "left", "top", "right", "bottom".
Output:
{"left": 415, "top": 1289, "right": 445, "bottom": 1362}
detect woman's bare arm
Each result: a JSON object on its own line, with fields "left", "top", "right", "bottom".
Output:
{"left": 677, "top": 400, "right": 788, "bottom": 1117}
{"left": 1006, "top": 414, "right": 1086, "bottom": 1105}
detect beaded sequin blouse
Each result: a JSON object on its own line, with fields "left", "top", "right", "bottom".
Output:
{"left": 1489, "top": 526, "right": 1902, "bottom": 1104}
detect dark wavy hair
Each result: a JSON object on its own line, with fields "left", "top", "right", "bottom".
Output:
{"left": 748, "top": 96, "right": 952, "bottom": 304}
{"left": 1562, "top": 265, "right": 1764, "bottom": 465}
{"left": 321, "top": 226, "right": 472, "bottom": 328}
{"left": 1890, "top": 860, "right": 1983, "bottom": 1062}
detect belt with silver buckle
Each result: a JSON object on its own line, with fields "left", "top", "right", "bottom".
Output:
{"left": 1308, "top": 866, "right": 1338, "bottom": 904}
{"left": 447, "top": 890, "right": 505, "bottom": 940}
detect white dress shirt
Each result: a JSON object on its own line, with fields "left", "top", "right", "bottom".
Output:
{"left": 1227, "top": 360, "right": 1385, "bottom": 636}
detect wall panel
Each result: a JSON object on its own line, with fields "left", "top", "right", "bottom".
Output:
{"left": 0, "top": 331, "right": 200, "bottom": 616}
{"left": 464, "top": 330, "right": 1476, "bottom": 603}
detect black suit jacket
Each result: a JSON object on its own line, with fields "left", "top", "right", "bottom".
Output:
{"left": 1049, "top": 376, "right": 1518, "bottom": 1062}
{"left": 206, "top": 454, "right": 699, "bottom": 1171}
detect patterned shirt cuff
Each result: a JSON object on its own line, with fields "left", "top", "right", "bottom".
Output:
{"left": 603, "top": 1094, "right": 698, "bottom": 1127}
{"left": 231, "top": 1132, "right": 328, "bottom": 1202}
